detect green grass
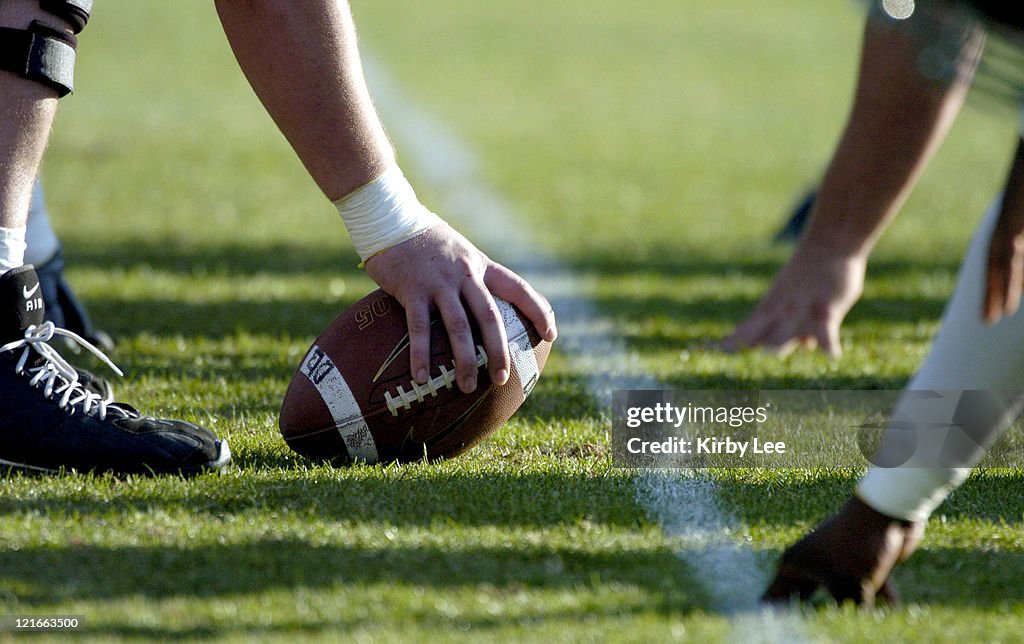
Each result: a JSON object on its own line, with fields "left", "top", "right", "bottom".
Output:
{"left": 3, "top": 0, "right": 1023, "bottom": 640}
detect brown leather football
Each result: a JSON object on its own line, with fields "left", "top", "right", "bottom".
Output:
{"left": 279, "top": 289, "right": 551, "bottom": 464}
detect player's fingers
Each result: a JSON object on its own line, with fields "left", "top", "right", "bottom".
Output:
{"left": 719, "top": 329, "right": 754, "bottom": 353}
{"left": 875, "top": 578, "right": 901, "bottom": 606}
{"left": 717, "top": 335, "right": 741, "bottom": 352}
{"left": 816, "top": 320, "right": 842, "bottom": 358}
{"left": 824, "top": 576, "right": 872, "bottom": 606}
{"left": 435, "top": 292, "right": 481, "bottom": 393}
{"left": 720, "top": 314, "right": 773, "bottom": 352}
{"left": 405, "top": 297, "right": 433, "bottom": 385}
{"left": 787, "top": 336, "right": 817, "bottom": 358}
{"left": 463, "top": 278, "right": 511, "bottom": 386}
{"left": 768, "top": 313, "right": 841, "bottom": 357}
{"left": 772, "top": 338, "right": 800, "bottom": 357}
{"left": 484, "top": 263, "right": 557, "bottom": 342}
{"left": 764, "top": 320, "right": 810, "bottom": 357}
{"left": 728, "top": 330, "right": 798, "bottom": 356}
{"left": 761, "top": 565, "right": 821, "bottom": 604}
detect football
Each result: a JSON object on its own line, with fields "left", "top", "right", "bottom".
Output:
{"left": 279, "top": 289, "right": 551, "bottom": 464}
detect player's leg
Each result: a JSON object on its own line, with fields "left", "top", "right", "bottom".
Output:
{"left": 0, "top": 0, "right": 230, "bottom": 474}
{"left": 765, "top": 196, "right": 1024, "bottom": 604}
{"left": 0, "top": 1, "right": 62, "bottom": 248}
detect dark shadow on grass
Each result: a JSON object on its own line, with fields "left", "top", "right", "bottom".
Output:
{"left": 899, "top": 547, "right": 1024, "bottom": 606}
{"left": 582, "top": 292, "right": 947, "bottom": 329}
{"left": 1, "top": 468, "right": 1017, "bottom": 531}
{"left": 0, "top": 471, "right": 642, "bottom": 528}
{"left": 0, "top": 538, "right": 705, "bottom": 616}
{"left": 553, "top": 247, "right": 964, "bottom": 280}
{"left": 3, "top": 538, "right": 1020, "bottom": 632}
{"left": 87, "top": 296, "right": 348, "bottom": 342}
{"left": 712, "top": 469, "right": 1024, "bottom": 527}
{"left": 63, "top": 239, "right": 360, "bottom": 278}
{"left": 63, "top": 608, "right": 651, "bottom": 642}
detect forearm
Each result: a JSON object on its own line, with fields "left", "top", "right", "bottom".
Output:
{"left": 215, "top": 0, "right": 557, "bottom": 391}
{"left": 214, "top": 0, "right": 394, "bottom": 201}
{"left": 799, "top": 12, "right": 984, "bottom": 260}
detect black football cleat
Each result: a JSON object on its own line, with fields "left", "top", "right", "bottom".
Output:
{"left": 73, "top": 365, "right": 114, "bottom": 402}
{"left": 0, "top": 265, "right": 231, "bottom": 476}
{"left": 34, "top": 248, "right": 115, "bottom": 398}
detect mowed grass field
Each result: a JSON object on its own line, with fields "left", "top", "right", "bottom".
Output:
{"left": 4, "top": 0, "right": 1023, "bottom": 640}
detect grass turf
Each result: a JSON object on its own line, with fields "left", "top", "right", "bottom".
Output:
{"left": 3, "top": 0, "right": 1023, "bottom": 640}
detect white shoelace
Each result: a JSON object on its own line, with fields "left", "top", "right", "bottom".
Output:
{"left": 1, "top": 322, "right": 125, "bottom": 421}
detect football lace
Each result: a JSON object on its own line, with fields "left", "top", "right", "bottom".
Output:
{"left": 384, "top": 345, "right": 488, "bottom": 416}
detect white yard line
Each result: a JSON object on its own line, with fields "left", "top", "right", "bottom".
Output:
{"left": 364, "top": 56, "right": 809, "bottom": 640}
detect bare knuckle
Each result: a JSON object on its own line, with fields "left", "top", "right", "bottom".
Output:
{"left": 480, "top": 302, "right": 502, "bottom": 325}
{"left": 450, "top": 256, "right": 477, "bottom": 278}
{"left": 447, "top": 318, "right": 472, "bottom": 340}
{"left": 506, "top": 271, "right": 528, "bottom": 290}
{"left": 408, "top": 317, "right": 431, "bottom": 335}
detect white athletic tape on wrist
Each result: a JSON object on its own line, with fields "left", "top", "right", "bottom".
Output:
{"left": 334, "top": 166, "right": 445, "bottom": 262}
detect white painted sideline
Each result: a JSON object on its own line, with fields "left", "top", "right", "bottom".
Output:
{"left": 363, "top": 55, "right": 808, "bottom": 639}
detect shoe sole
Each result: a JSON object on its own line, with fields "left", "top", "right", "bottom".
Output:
{"left": 0, "top": 439, "right": 232, "bottom": 477}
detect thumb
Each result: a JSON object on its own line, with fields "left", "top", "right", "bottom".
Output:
{"left": 817, "top": 321, "right": 842, "bottom": 358}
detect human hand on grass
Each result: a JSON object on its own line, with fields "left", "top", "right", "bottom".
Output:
{"left": 365, "top": 224, "right": 557, "bottom": 394}
{"left": 721, "top": 249, "right": 866, "bottom": 357}
{"left": 762, "top": 497, "right": 924, "bottom": 606}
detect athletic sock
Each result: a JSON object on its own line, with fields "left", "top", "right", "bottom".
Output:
{"left": 858, "top": 194, "right": 1024, "bottom": 522}
{"left": 24, "top": 178, "right": 60, "bottom": 267}
{"left": 0, "top": 225, "right": 27, "bottom": 272}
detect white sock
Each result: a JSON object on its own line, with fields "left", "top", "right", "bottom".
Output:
{"left": 858, "top": 194, "right": 1024, "bottom": 522}
{"left": 0, "top": 225, "right": 27, "bottom": 272}
{"left": 24, "top": 178, "right": 60, "bottom": 267}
